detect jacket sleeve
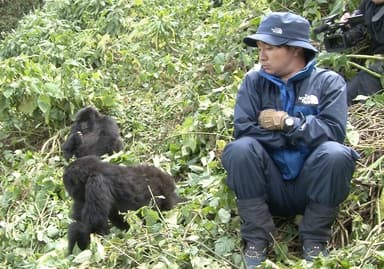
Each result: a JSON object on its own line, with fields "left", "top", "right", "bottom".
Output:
{"left": 284, "top": 71, "right": 347, "bottom": 148}
{"left": 358, "top": 0, "right": 366, "bottom": 13}
{"left": 233, "top": 71, "right": 287, "bottom": 149}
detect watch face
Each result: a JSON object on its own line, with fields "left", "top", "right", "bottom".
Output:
{"left": 285, "top": 117, "right": 294, "bottom": 126}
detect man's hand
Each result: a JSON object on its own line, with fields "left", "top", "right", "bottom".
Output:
{"left": 340, "top": 12, "right": 351, "bottom": 23}
{"left": 258, "top": 109, "right": 288, "bottom": 130}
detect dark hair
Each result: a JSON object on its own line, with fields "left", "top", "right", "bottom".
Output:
{"left": 258, "top": 44, "right": 316, "bottom": 63}
{"left": 304, "top": 49, "right": 316, "bottom": 62}
{"left": 283, "top": 45, "right": 316, "bottom": 62}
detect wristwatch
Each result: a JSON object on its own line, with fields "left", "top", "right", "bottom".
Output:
{"left": 283, "top": 116, "right": 295, "bottom": 132}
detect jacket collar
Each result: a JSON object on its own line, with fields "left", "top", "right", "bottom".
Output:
{"left": 259, "top": 59, "right": 316, "bottom": 85}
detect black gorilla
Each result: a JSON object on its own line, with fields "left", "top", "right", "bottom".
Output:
{"left": 63, "top": 155, "right": 182, "bottom": 254}
{"left": 62, "top": 106, "right": 124, "bottom": 160}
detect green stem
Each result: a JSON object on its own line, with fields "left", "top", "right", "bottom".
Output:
{"left": 347, "top": 61, "right": 382, "bottom": 78}
{"left": 346, "top": 54, "right": 384, "bottom": 61}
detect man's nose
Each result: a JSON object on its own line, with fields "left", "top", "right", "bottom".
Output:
{"left": 258, "top": 50, "right": 266, "bottom": 60}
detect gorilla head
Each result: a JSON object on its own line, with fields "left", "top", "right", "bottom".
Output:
{"left": 62, "top": 106, "right": 124, "bottom": 160}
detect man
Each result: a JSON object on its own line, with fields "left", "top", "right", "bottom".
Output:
{"left": 344, "top": 0, "right": 384, "bottom": 105}
{"left": 221, "top": 12, "right": 360, "bottom": 268}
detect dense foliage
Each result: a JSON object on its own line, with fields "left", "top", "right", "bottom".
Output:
{"left": 0, "top": 0, "right": 43, "bottom": 37}
{"left": 0, "top": 0, "right": 383, "bottom": 268}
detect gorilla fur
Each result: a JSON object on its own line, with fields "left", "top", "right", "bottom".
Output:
{"left": 62, "top": 106, "right": 124, "bottom": 160}
{"left": 63, "top": 155, "right": 182, "bottom": 254}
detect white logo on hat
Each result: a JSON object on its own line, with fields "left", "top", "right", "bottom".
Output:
{"left": 271, "top": 27, "right": 283, "bottom": 34}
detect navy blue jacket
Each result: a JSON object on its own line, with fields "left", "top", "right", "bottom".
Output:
{"left": 233, "top": 60, "right": 348, "bottom": 180}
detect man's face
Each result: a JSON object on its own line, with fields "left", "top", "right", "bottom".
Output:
{"left": 256, "top": 41, "right": 302, "bottom": 81}
{"left": 372, "top": 0, "right": 384, "bottom": 4}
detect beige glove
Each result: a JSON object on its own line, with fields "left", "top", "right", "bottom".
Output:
{"left": 258, "top": 109, "right": 288, "bottom": 130}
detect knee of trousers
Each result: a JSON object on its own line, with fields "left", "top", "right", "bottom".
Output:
{"left": 221, "top": 137, "right": 264, "bottom": 168}
{"left": 305, "top": 141, "right": 359, "bottom": 206}
{"left": 347, "top": 70, "right": 382, "bottom": 102}
{"left": 221, "top": 137, "right": 268, "bottom": 199}
{"left": 312, "top": 141, "right": 358, "bottom": 169}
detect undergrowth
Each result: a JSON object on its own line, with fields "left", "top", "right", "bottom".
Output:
{"left": 0, "top": 0, "right": 383, "bottom": 268}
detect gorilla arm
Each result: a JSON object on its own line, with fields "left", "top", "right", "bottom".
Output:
{"left": 67, "top": 222, "right": 90, "bottom": 254}
{"left": 67, "top": 174, "right": 113, "bottom": 254}
{"left": 82, "top": 174, "right": 113, "bottom": 235}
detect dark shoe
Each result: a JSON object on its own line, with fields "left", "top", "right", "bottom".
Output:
{"left": 302, "top": 240, "right": 329, "bottom": 261}
{"left": 244, "top": 241, "right": 268, "bottom": 268}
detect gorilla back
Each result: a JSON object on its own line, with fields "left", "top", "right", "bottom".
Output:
{"left": 63, "top": 155, "right": 182, "bottom": 254}
{"left": 62, "top": 106, "right": 124, "bottom": 160}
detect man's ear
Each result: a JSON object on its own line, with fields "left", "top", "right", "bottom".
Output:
{"left": 292, "top": 47, "right": 304, "bottom": 57}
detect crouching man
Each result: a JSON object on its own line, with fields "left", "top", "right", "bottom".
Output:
{"left": 221, "top": 12, "right": 360, "bottom": 268}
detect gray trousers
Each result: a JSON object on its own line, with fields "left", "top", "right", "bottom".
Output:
{"left": 347, "top": 60, "right": 384, "bottom": 105}
{"left": 221, "top": 137, "right": 359, "bottom": 216}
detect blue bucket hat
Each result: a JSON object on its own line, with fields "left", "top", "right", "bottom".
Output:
{"left": 244, "top": 12, "right": 318, "bottom": 52}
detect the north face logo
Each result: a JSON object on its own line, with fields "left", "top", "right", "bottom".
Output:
{"left": 271, "top": 27, "right": 283, "bottom": 34}
{"left": 299, "top": 94, "right": 319, "bottom": 105}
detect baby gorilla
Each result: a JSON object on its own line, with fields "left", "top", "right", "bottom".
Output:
{"left": 64, "top": 155, "right": 182, "bottom": 254}
{"left": 62, "top": 106, "right": 124, "bottom": 160}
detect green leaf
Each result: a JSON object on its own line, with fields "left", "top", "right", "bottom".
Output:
{"left": 101, "top": 94, "right": 115, "bottom": 107}
{"left": 73, "top": 250, "right": 92, "bottom": 264}
{"left": 181, "top": 116, "right": 194, "bottom": 132}
{"left": 346, "top": 121, "right": 359, "bottom": 146}
{"left": 37, "top": 95, "right": 51, "bottom": 114}
{"left": 379, "top": 190, "right": 384, "bottom": 222}
{"left": 0, "top": 94, "right": 9, "bottom": 112}
{"left": 374, "top": 250, "right": 384, "bottom": 261}
{"left": 346, "top": 129, "right": 359, "bottom": 146}
{"left": 141, "top": 207, "right": 160, "bottom": 226}
{"left": 214, "top": 236, "right": 235, "bottom": 255}
{"left": 217, "top": 208, "right": 231, "bottom": 223}
{"left": 18, "top": 96, "right": 36, "bottom": 114}
{"left": 44, "top": 82, "right": 63, "bottom": 99}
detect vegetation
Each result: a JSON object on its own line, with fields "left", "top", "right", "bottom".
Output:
{"left": 0, "top": 0, "right": 43, "bottom": 38}
{"left": 0, "top": 0, "right": 383, "bottom": 268}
